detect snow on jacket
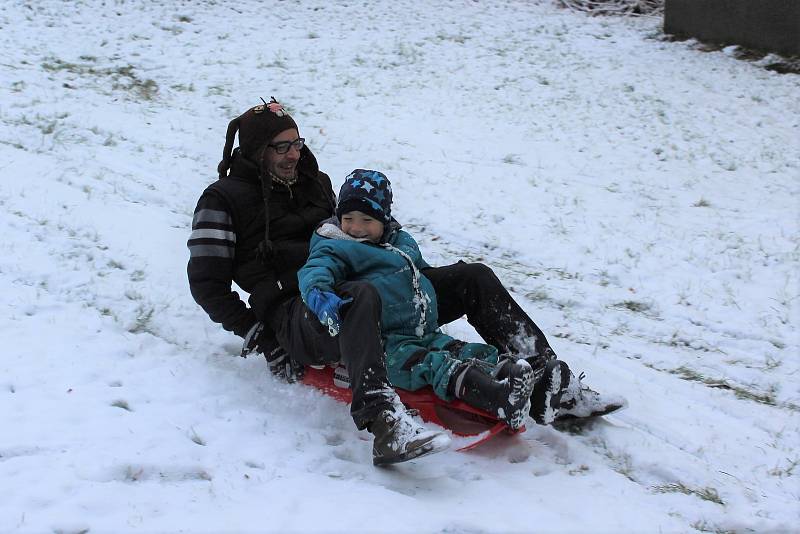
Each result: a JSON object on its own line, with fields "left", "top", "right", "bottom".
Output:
{"left": 298, "top": 220, "right": 499, "bottom": 399}
{"left": 299, "top": 221, "right": 438, "bottom": 340}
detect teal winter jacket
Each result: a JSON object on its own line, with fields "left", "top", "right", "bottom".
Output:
{"left": 298, "top": 219, "right": 498, "bottom": 399}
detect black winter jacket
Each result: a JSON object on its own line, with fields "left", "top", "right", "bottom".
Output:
{"left": 187, "top": 147, "right": 335, "bottom": 338}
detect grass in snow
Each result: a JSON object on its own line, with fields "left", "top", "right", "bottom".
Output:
{"left": 652, "top": 482, "right": 725, "bottom": 506}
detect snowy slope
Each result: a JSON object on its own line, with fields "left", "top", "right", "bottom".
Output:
{"left": 1, "top": 1, "right": 798, "bottom": 532}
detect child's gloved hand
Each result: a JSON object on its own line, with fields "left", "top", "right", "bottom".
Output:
{"left": 305, "top": 288, "right": 353, "bottom": 336}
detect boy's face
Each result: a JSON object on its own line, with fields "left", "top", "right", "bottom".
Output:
{"left": 341, "top": 210, "right": 384, "bottom": 243}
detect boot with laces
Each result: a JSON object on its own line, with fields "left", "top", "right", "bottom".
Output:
{"left": 448, "top": 358, "right": 535, "bottom": 430}
{"left": 370, "top": 405, "right": 451, "bottom": 466}
{"left": 529, "top": 359, "right": 571, "bottom": 425}
{"left": 555, "top": 371, "right": 627, "bottom": 421}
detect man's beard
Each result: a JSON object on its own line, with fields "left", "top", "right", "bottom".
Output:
{"left": 269, "top": 167, "right": 298, "bottom": 187}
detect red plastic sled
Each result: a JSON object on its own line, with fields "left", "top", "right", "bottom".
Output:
{"left": 302, "top": 365, "right": 524, "bottom": 451}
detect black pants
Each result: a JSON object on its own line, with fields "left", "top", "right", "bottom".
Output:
{"left": 273, "top": 262, "right": 554, "bottom": 430}
{"left": 272, "top": 281, "right": 394, "bottom": 430}
{"left": 422, "top": 261, "right": 555, "bottom": 360}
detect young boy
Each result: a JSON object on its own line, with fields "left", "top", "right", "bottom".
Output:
{"left": 299, "top": 170, "right": 569, "bottom": 433}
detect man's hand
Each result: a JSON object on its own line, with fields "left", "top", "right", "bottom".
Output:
{"left": 241, "top": 322, "right": 304, "bottom": 382}
{"left": 264, "top": 342, "right": 304, "bottom": 383}
{"left": 241, "top": 322, "right": 268, "bottom": 357}
{"left": 305, "top": 288, "right": 353, "bottom": 336}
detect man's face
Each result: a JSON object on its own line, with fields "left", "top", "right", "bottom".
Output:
{"left": 263, "top": 128, "right": 301, "bottom": 180}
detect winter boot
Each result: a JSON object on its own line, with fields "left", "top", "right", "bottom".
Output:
{"left": 529, "top": 359, "right": 570, "bottom": 425}
{"left": 370, "top": 404, "right": 451, "bottom": 466}
{"left": 555, "top": 371, "right": 628, "bottom": 422}
{"left": 449, "top": 358, "right": 535, "bottom": 430}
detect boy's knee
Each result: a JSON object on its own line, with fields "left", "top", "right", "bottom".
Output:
{"left": 338, "top": 280, "right": 382, "bottom": 308}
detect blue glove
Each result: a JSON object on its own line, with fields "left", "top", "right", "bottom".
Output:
{"left": 305, "top": 288, "right": 353, "bottom": 336}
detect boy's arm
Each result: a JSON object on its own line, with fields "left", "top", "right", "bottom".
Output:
{"left": 298, "top": 241, "right": 352, "bottom": 304}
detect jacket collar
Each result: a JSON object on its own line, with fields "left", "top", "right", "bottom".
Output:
{"left": 315, "top": 216, "right": 403, "bottom": 244}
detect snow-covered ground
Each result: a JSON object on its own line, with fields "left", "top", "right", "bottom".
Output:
{"left": 1, "top": 1, "right": 798, "bottom": 532}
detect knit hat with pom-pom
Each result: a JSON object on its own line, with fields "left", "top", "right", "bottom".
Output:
{"left": 216, "top": 97, "right": 298, "bottom": 179}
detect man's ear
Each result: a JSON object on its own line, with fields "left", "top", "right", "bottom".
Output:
{"left": 257, "top": 144, "right": 270, "bottom": 170}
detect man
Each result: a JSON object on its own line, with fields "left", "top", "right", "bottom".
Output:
{"left": 188, "top": 98, "right": 450, "bottom": 466}
{"left": 187, "top": 98, "right": 624, "bottom": 465}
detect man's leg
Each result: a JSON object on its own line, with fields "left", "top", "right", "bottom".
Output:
{"left": 422, "top": 261, "right": 555, "bottom": 360}
{"left": 424, "top": 262, "right": 628, "bottom": 423}
{"left": 273, "top": 283, "right": 394, "bottom": 430}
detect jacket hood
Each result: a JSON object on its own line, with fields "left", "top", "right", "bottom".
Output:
{"left": 315, "top": 216, "right": 402, "bottom": 244}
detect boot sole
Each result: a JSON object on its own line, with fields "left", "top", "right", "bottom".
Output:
{"left": 506, "top": 364, "right": 536, "bottom": 430}
{"left": 373, "top": 433, "right": 451, "bottom": 466}
{"left": 554, "top": 401, "right": 626, "bottom": 422}
{"left": 531, "top": 360, "right": 570, "bottom": 425}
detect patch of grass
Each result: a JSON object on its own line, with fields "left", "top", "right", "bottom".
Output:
{"left": 434, "top": 30, "right": 470, "bottom": 43}
{"left": 568, "top": 464, "right": 590, "bottom": 475}
{"left": 157, "top": 23, "right": 183, "bottom": 35}
{"left": 193, "top": 470, "right": 212, "bottom": 481}
{"left": 653, "top": 482, "right": 725, "bottom": 505}
{"left": 206, "top": 84, "right": 226, "bottom": 96}
{"left": 190, "top": 428, "right": 206, "bottom": 446}
{"left": 110, "top": 399, "right": 132, "bottom": 411}
{"left": 525, "top": 288, "right": 551, "bottom": 301}
{"left": 654, "top": 332, "right": 720, "bottom": 353}
{"left": 54, "top": 527, "right": 90, "bottom": 534}
{"left": 668, "top": 365, "right": 780, "bottom": 407}
{"left": 690, "top": 519, "right": 736, "bottom": 534}
{"left": 546, "top": 267, "right": 579, "bottom": 280}
{"left": 170, "top": 82, "right": 195, "bottom": 92}
{"left": 128, "top": 304, "right": 155, "bottom": 335}
{"left": 114, "top": 75, "right": 158, "bottom": 100}
{"left": 762, "top": 355, "right": 782, "bottom": 370}
{"left": 611, "top": 300, "right": 652, "bottom": 314}
{"left": 732, "top": 383, "right": 779, "bottom": 405}
{"left": 606, "top": 449, "right": 635, "bottom": 481}
{"left": 768, "top": 457, "right": 800, "bottom": 478}
{"left": 41, "top": 58, "right": 159, "bottom": 100}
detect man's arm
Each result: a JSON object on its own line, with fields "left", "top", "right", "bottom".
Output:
{"left": 187, "top": 192, "right": 257, "bottom": 338}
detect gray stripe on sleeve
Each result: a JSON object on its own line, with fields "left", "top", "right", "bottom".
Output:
{"left": 189, "top": 228, "right": 236, "bottom": 242}
{"left": 193, "top": 209, "right": 231, "bottom": 227}
{"left": 188, "top": 244, "right": 234, "bottom": 258}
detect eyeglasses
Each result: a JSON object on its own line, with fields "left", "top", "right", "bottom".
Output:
{"left": 268, "top": 137, "right": 305, "bottom": 154}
